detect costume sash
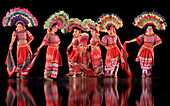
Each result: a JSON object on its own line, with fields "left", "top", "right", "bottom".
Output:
{"left": 121, "top": 43, "right": 132, "bottom": 77}
{"left": 5, "top": 48, "right": 16, "bottom": 77}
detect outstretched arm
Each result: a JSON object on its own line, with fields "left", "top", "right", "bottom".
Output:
{"left": 99, "top": 42, "right": 108, "bottom": 49}
{"left": 125, "top": 38, "right": 137, "bottom": 44}
{"left": 37, "top": 41, "right": 45, "bottom": 51}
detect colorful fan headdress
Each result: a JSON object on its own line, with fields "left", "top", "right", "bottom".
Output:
{"left": 83, "top": 19, "right": 101, "bottom": 35}
{"left": 133, "top": 11, "right": 167, "bottom": 30}
{"left": 65, "top": 18, "right": 88, "bottom": 33}
{"left": 2, "top": 7, "right": 38, "bottom": 27}
{"left": 43, "top": 10, "right": 69, "bottom": 33}
{"left": 97, "top": 13, "right": 123, "bottom": 32}
{"left": 82, "top": 19, "right": 97, "bottom": 30}
{"left": 80, "top": 33, "right": 89, "bottom": 45}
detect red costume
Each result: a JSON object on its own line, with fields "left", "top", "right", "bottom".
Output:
{"left": 90, "top": 36, "right": 103, "bottom": 73}
{"left": 12, "top": 30, "right": 33, "bottom": 75}
{"left": 43, "top": 33, "right": 62, "bottom": 78}
{"left": 132, "top": 11, "right": 166, "bottom": 76}
{"left": 100, "top": 35, "right": 124, "bottom": 76}
{"left": 135, "top": 34, "right": 162, "bottom": 75}
{"left": 67, "top": 36, "right": 80, "bottom": 74}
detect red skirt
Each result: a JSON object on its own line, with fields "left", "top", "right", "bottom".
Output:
{"left": 67, "top": 47, "right": 78, "bottom": 73}
{"left": 105, "top": 45, "right": 123, "bottom": 76}
{"left": 136, "top": 44, "right": 153, "bottom": 75}
{"left": 68, "top": 47, "right": 78, "bottom": 61}
{"left": 72, "top": 64, "right": 96, "bottom": 77}
{"left": 16, "top": 43, "right": 32, "bottom": 72}
{"left": 90, "top": 46, "right": 103, "bottom": 73}
{"left": 44, "top": 46, "right": 62, "bottom": 78}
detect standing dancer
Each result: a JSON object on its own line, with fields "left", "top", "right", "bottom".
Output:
{"left": 37, "top": 11, "right": 69, "bottom": 81}
{"left": 97, "top": 13, "right": 125, "bottom": 78}
{"left": 83, "top": 19, "right": 104, "bottom": 76}
{"left": 66, "top": 18, "right": 88, "bottom": 76}
{"left": 125, "top": 12, "right": 166, "bottom": 77}
{"left": 3, "top": 7, "right": 38, "bottom": 78}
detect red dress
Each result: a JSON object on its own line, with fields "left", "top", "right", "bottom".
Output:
{"left": 100, "top": 35, "right": 124, "bottom": 76}
{"left": 43, "top": 33, "right": 62, "bottom": 78}
{"left": 67, "top": 36, "right": 80, "bottom": 74}
{"left": 90, "top": 36, "right": 103, "bottom": 73}
{"left": 71, "top": 51, "right": 96, "bottom": 77}
{"left": 135, "top": 34, "right": 162, "bottom": 75}
{"left": 12, "top": 30, "right": 33, "bottom": 75}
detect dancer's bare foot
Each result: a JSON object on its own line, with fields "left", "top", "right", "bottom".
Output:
{"left": 94, "top": 69, "right": 98, "bottom": 73}
{"left": 20, "top": 76, "right": 26, "bottom": 79}
{"left": 114, "top": 75, "right": 118, "bottom": 78}
{"left": 141, "top": 74, "right": 145, "bottom": 77}
{"left": 97, "top": 71, "right": 104, "bottom": 76}
{"left": 16, "top": 73, "right": 20, "bottom": 78}
{"left": 72, "top": 74, "right": 76, "bottom": 78}
{"left": 114, "top": 72, "right": 118, "bottom": 78}
{"left": 146, "top": 74, "right": 150, "bottom": 77}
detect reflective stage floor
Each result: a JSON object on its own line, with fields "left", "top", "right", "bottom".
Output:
{"left": 1, "top": 77, "right": 169, "bottom": 106}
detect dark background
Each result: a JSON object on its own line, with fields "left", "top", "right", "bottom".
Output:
{"left": 0, "top": 3, "right": 169, "bottom": 79}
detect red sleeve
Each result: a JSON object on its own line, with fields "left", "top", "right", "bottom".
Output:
{"left": 136, "top": 34, "right": 144, "bottom": 45}
{"left": 100, "top": 35, "right": 107, "bottom": 46}
{"left": 95, "top": 37, "right": 100, "bottom": 44}
{"left": 154, "top": 34, "right": 162, "bottom": 45}
{"left": 56, "top": 35, "right": 61, "bottom": 43}
{"left": 26, "top": 30, "right": 33, "bottom": 41}
{"left": 12, "top": 31, "right": 17, "bottom": 37}
{"left": 117, "top": 36, "right": 121, "bottom": 45}
{"left": 43, "top": 34, "right": 49, "bottom": 46}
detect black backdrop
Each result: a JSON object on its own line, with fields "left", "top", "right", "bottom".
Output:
{"left": 0, "top": 4, "right": 169, "bottom": 79}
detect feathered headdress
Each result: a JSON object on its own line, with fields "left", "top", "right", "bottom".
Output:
{"left": 43, "top": 10, "right": 69, "bottom": 33}
{"left": 80, "top": 33, "right": 89, "bottom": 45}
{"left": 2, "top": 7, "right": 38, "bottom": 27}
{"left": 65, "top": 18, "right": 88, "bottom": 33}
{"left": 133, "top": 11, "right": 167, "bottom": 30}
{"left": 97, "top": 13, "right": 123, "bottom": 32}
{"left": 82, "top": 19, "right": 101, "bottom": 31}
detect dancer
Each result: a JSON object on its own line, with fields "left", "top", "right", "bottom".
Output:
{"left": 37, "top": 11, "right": 69, "bottom": 81}
{"left": 83, "top": 19, "right": 104, "bottom": 76}
{"left": 97, "top": 13, "right": 125, "bottom": 78}
{"left": 70, "top": 33, "right": 96, "bottom": 78}
{"left": 125, "top": 12, "right": 166, "bottom": 77}
{"left": 66, "top": 18, "right": 88, "bottom": 76}
{"left": 3, "top": 7, "right": 38, "bottom": 78}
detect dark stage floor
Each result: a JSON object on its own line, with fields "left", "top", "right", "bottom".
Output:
{"left": 1, "top": 77, "right": 169, "bottom": 106}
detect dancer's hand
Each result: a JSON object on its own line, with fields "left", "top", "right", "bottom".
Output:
{"left": 67, "top": 45, "right": 71, "bottom": 50}
{"left": 105, "top": 46, "right": 108, "bottom": 50}
{"left": 37, "top": 46, "right": 41, "bottom": 51}
{"left": 125, "top": 41, "right": 130, "bottom": 44}
{"left": 9, "top": 44, "right": 13, "bottom": 50}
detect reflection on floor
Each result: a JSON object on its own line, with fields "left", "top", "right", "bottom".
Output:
{"left": 1, "top": 77, "right": 170, "bottom": 106}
